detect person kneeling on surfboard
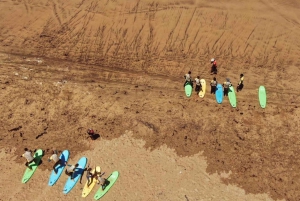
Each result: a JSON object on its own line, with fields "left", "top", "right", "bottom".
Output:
{"left": 65, "top": 163, "right": 79, "bottom": 180}
{"left": 223, "top": 78, "right": 232, "bottom": 97}
{"left": 21, "top": 148, "right": 36, "bottom": 170}
{"left": 210, "top": 77, "right": 217, "bottom": 94}
{"left": 194, "top": 76, "right": 201, "bottom": 95}
{"left": 97, "top": 173, "right": 108, "bottom": 190}
{"left": 184, "top": 71, "right": 193, "bottom": 87}
{"left": 93, "top": 167, "right": 107, "bottom": 190}
{"left": 48, "top": 149, "right": 62, "bottom": 174}
{"left": 237, "top": 74, "right": 244, "bottom": 92}
{"left": 85, "top": 164, "right": 95, "bottom": 187}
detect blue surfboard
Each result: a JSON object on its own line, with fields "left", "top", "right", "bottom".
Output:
{"left": 63, "top": 157, "right": 87, "bottom": 194}
{"left": 48, "top": 150, "right": 70, "bottom": 186}
{"left": 216, "top": 84, "right": 223, "bottom": 104}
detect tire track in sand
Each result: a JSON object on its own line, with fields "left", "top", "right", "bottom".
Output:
{"left": 22, "top": 0, "right": 29, "bottom": 14}
{"left": 50, "top": 0, "right": 62, "bottom": 25}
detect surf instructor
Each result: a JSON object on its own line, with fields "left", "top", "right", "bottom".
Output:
{"left": 210, "top": 58, "right": 217, "bottom": 75}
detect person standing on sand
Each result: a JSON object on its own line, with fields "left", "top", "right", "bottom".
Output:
{"left": 194, "top": 76, "right": 201, "bottom": 95}
{"left": 48, "top": 149, "right": 62, "bottom": 174}
{"left": 210, "top": 58, "right": 217, "bottom": 75}
{"left": 210, "top": 77, "right": 217, "bottom": 94}
{"left": 21, "top": 148, "right": 35, "bottom": 170}
{"left": 223, "top": 78, "right": 232, "bottom": 97}
{"left": 65, "top": 162, "right": 79, "bottom": 180}
{"left": 237, "top": 74, "right": 244, "bottom": 92}
{"left": 184, "top": 71, "right": 192, "bottom": 87}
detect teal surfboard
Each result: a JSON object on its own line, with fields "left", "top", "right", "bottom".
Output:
{"left": 259, "top": 86, "right": 267, "bottom": 108}
{"left": 63, "top": 157, "right": 87, "bottom": 194}
{"left": 228, "top": 86, "right": 237, "bottom": 107}
{"left": 21, "top": 149, "right": 43, "bottom": 183}
{"left": 184, "top": 82, "right": 192, "bottom": 97}
{"left": 215, "top": 84, "right": 223, "bottom": 104}
{"left": 48, "top": 150, "right": 70, "bottom": 186}
{"left": 94, "top": 171, "right": 119, "bottom": 200}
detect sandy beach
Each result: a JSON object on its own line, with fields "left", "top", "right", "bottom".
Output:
{"left": 0, "top": 133, "right": 279, "bottom": 201}
{"left": 0, "top": 0, "right": 300, "bottom": 200}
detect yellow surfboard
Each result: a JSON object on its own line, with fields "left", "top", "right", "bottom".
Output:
{"left": 82, "top": 166, "right": 101, "bottom": 197}
{"left": 199, "top": 79, "right": 206, "bottom": 98}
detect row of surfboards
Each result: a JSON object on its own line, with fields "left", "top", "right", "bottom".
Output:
{"left": 184, "top": 79, "right": 267, "bottom": 108}
{"left": 21, "top": 149, "right": 119, "bottom": 200}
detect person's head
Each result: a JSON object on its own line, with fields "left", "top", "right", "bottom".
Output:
{"left": 197, "top": 76, "right": 200, "bottom": 79}
{"left": 75, "top": 164, "right": 79, "bottom": 168}
{"left": 210, "top": 58, "right": 215, "bottom": 63}
{"left": 213, "top": 77, "right": 216, "bottom": 81}
{"left": 87, "top": 167, "right": 92, "bottom": 172}
{"left": 188, "top": 71, "right": 191, "bottom": 74}
{"left": 240, "top": 74, "right": 244, "bottom": 77}
{"left": 226, "top": 78, "right": 230, "bottom": 82}
{"left": 24, "top": 148, "right": 28, "bottom": 152}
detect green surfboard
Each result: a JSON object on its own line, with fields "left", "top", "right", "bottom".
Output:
{"left": 259, "top": 86, "right": 267, "bottom": 108}
{"left": 184, "top": 82, "right": 192, "bottom": 97}
{"left": 228, "top": 86, "right": 237, "bottom": 108}
{"left": 21, "top": 149, "right": 43, "bottom": 183}
{"left": 94, "top": 171, "right": 119, "bottom": 200}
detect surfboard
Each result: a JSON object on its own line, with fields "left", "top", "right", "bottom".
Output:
{"left": 21, "top": 149, "right": 43, "bottom": 183}
{"left": 259, "top": 86, "right": 267, "bottom": 108}
{"left": 184, "top": 82, "right": 192, "bottom": 97}
{"left": 82, "top": 166, "right": 101, "bottom": 197}
{"left": 94, "top": 171, "right": 119, "bottom": 200}
{"left": 48, "top": 150, "right": 70, "bottom": 186}
{"left": 63, "top": 157, "right": 87, "bottom": 194}
{"left": 215, "top": 84, "right": 223, "bottom": 104}
{"left": 228, "top": 86, "right": 237, "bottom": 107}
{"left": 199, "top": 79, "right": 206, "bottom": 98}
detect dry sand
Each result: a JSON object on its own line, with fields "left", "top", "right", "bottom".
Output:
{"left": 0, "top": 0, "right": 300, "bottom": 200}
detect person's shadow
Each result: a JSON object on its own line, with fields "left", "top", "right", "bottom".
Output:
{"left": 102, "top": 180, "right": 111, "bottom": 190}
{"left": 90, "top": 133, "right": 100, "bottom": 140}
{"left": 80, "top": 167, "right": 90, "bottom": 184}
{"left": 31, "top": 150, "right": 44, "bottom": 167}
{"left": 71, "top": 166, "right": 85, "bottom": 182}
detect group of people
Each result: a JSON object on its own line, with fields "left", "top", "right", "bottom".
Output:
{"left": 21, "top": 128, "right": 108, "bottom": 190}
{"left": 183, "top": 58, "right": 244, "bottom": 96}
